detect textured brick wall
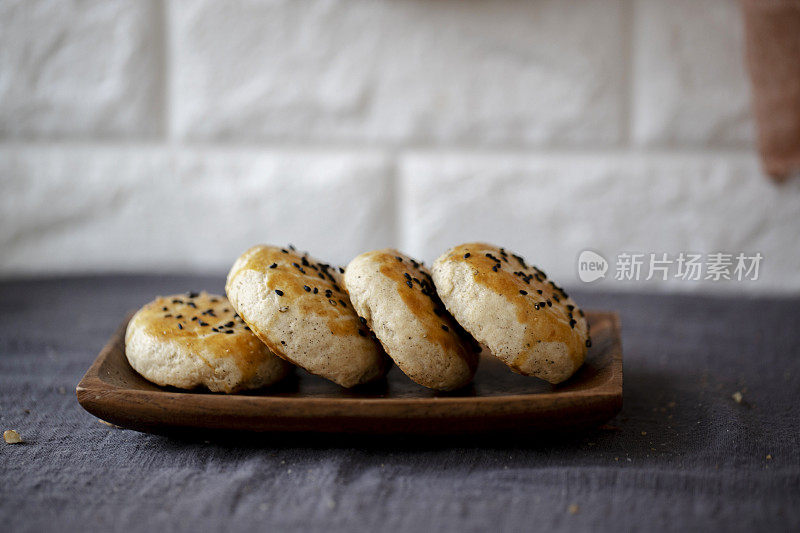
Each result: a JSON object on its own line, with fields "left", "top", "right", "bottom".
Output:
{"left": 1, "top": 0, "right": 798, "bottom": 293}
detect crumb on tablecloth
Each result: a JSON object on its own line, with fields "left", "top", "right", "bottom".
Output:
{"left": 4, "top": 429, "right": 22, "bottom": 444}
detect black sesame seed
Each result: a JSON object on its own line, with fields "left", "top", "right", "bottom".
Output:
{"left": 281, "top": 249, "right": 288, "bottom": 254}
{"left": 288, "top": 244, "right": 296, "bottom": 251}
{"left": 537, "top": 290, "right": 543, "bottom": 295}
{"left": 225, "top": 330, "right": 234, "bottom": 334}
{"left": 359, "top": 316, "right": 367, "bottom": 325}
{"left": 177, "top": 323, "right": 183, "bottom": 330}
{"left": 175, "top": 314, "right": 183, "bottom": 319}
{"left": 162, "top": 306, "right": 168, "bottom": 311}
{"left": 519, "top": 290, "right": 528, "bottom": 295}
{"left": 338, "top": 299, "right": 347, "bottom": 308}
{"left": 281, "top": 340, "right": 286, "bottom": 345}
{"left": 301, "top": 257, "right": 309, "bottom": 266}
{"left": 269, "top": 263, "right": 277, "bottom": 269}
{"left": 406, "top": 280, "right": 413, "bottom": 288}
{"left": 464, "top": 253, "right": 471, "bottom": 259}
{"left": 569, "top": 319, "right": 576, "bottom": 328}
{"left": 329, "top": 299, "right": 337, "bottom": 306}
{"left": 404, "top": 272, "right": 412, "bottom": 280}
{"left": 547, "top": 300, "right": 552, "bottom": 307}
{"left": 191, "top": 317, "right": 198, "bottom": 321}
{"left": 396, "top": 256, "right": 403, "bottom": 262}
{"left": 211, "top": 327, "right": 219, "bottom": 332}
{"left": 188, "top": 292, "right": 199, "bottom": 298}
{"left": 244, "top": 326, "right": 250, "bottom": 331}
{"left": 567, "top": 304, "right": 575, "bottom": 311}
{"left": 187, "top": 302, "right": 197, "bottom": 308}
{"left": 303, "top": 285, "right": 311, "bottom": 292}
{"left": 275, "top": 289, "right": 284, "bottom": 296}
{"left": 313, "top": 287, "right": 318, "bottom": 294}
{"left": 164, "top": 313, "right": 172, "bottom": 317}
{"left": 210, "top": 298, "right": 219, "bottom": 303}
{"left": 225, "top": 321, "right": 234, "bottom": 327}
{"left": 534, "top": 304, "right": 540, "bottom": 310}
{"left": 441, "top": 325, "right": 449, "bottom": 332}
{"left": 172, "top": 299, "right": 183, "bottom": 304}
{"left": 338, "top": 267, "right": 345, "bottom": 274}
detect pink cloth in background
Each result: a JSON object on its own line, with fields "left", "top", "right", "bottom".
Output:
{"left": 742, "top": 0, "right": 800, "bottom": 182}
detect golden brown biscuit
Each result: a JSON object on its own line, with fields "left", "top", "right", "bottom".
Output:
{"left": 345, "top": 249, "right": 479, "bottom": 391}
{"left": 125, "top": 292, "right": 291, "bottom": 393}
{"left": 226, "top": 245, "right": 387, "bottom": 388}
{"left": 432, "top": 243, "right": 590, "bottom": 384}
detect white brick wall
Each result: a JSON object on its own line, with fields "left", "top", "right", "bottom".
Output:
{"left": 632, "top": 0, "right": 754, "bottom": 147}
{"left": 1, "top": 0, "right": 798, "bottom": 294}
{"left": 172, "top": 0, "right": 625, "bottom": 145}
{"left": 400, "top": 151, "right": 800, "bottom": 293}
{"left": 0, "top": 0, "right": 163, "bottom": 138}
{"left": 0, "top": 146, "right": 392, "bottom": 271}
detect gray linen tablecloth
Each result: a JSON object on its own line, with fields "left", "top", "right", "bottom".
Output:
{"left": 1, "top": 275, "right": 798, "bottom": 532}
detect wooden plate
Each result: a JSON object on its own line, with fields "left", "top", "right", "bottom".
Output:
{"left": 76, "top": 311, "right": 622, "bottom": 435}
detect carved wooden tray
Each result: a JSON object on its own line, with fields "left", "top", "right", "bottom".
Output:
{"left": 77, "top": 311, "right": 622, "bottom": 435}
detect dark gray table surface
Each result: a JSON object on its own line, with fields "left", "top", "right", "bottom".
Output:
{"left": 1, "top": 275, "right": 798, "bottom": 532}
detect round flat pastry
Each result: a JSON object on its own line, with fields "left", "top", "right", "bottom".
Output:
{"left": 125, "top": 291, "right": 291, "bottom": 393}
{"left": 226, "top": 245, "right": 387, "bottom": 388}
{"left": 432, "top": 243, "right": 591, "bottom": 384}
{"left": 345, "top": 249, "right": 479, "bottom": 391}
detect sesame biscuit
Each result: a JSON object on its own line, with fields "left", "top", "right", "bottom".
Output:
{"left": 125, "top": 292, "right": 291, "bottom": 393}
{"left": 226, "top": 245, "right": 388, "bottom": 388}
{"left": 345, "top": 249, "right": 479, "bottom": 391}
{"left": 432, "top": 243, "right": 590, "bottom": 384}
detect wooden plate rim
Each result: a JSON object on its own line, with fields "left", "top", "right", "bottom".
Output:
{"left": 75, "top": 311, "right": 622, "bottom": 430}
